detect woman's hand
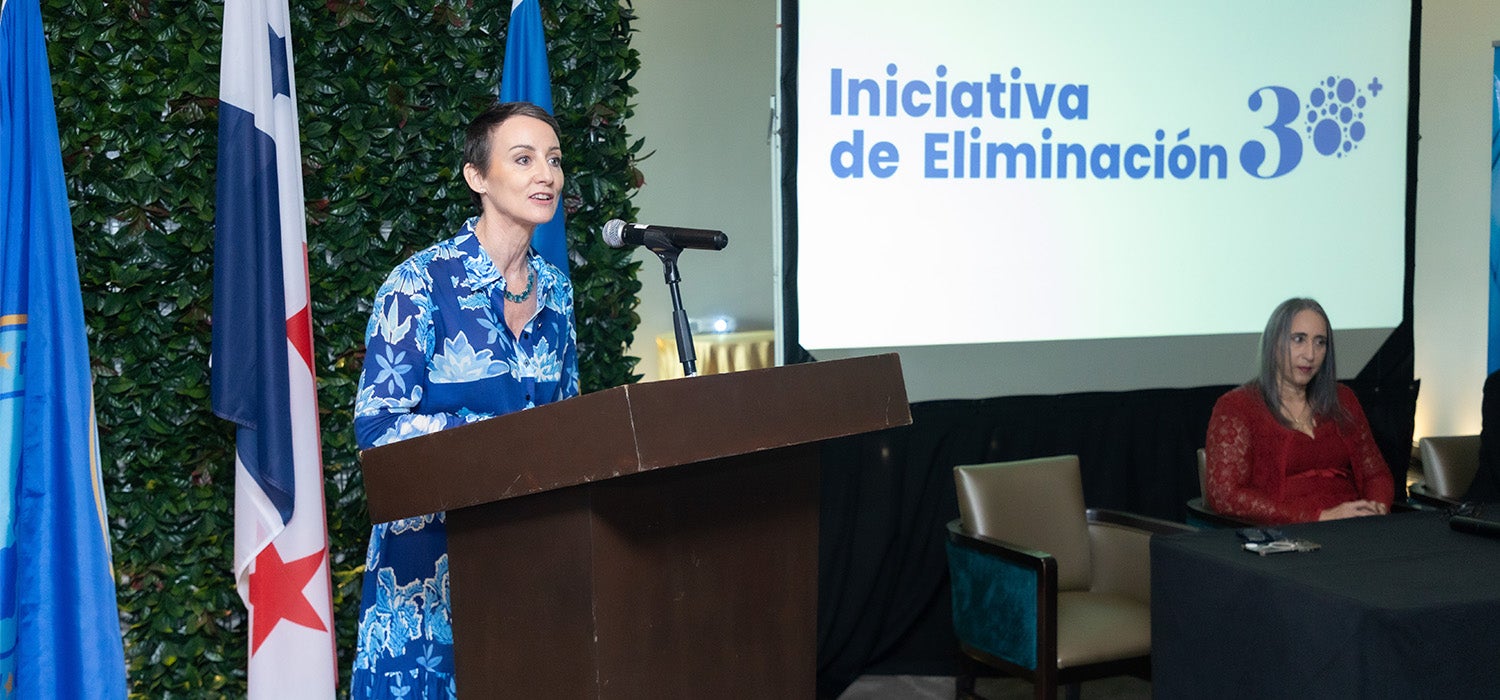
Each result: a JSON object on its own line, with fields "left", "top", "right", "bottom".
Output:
{"left": 1318, "top": 500, "right": 1387, "bottom": 521}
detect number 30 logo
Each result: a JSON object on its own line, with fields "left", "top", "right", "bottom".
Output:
{"left": 1239, "top": 76, "right": 1380, "bottom": 179}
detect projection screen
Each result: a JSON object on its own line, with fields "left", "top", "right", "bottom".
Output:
{"left": 781, "top": 0, "right": 1417, "bottom": 400}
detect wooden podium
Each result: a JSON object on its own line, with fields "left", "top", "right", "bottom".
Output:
{"left": 360, "top": 354, "right": 910, "bottom": 698}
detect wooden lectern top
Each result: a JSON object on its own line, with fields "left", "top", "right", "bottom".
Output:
{"left": 359, "top": 353, "right": 910, "bottom": 523}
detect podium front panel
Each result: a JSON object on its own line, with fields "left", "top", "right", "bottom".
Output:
{"left": 447, "top": 487, "right": 599, "bottom": 697}
{"left": 589, "top": 447, "right": 818, "bottom": 697}
{"left": 374, "top": 356, "right": 910, "bottom": 696}
{"left": 446, "top": 445, "right": 819, "bottom": 698}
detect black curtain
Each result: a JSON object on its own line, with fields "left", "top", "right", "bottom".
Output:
{"left": 814, "top": 380, "right": 1417, "bottom": 698}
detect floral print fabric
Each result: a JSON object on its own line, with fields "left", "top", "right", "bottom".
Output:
{"left": 349, "top": 217, "right": 578, "bottom": 699}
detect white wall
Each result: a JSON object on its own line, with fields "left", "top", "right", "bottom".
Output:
{"left": 626, "top": 0, "right": 777, "bottom": 381}
{"left": 1413, "top": 0, "right": 1500, "bottom": 438}
{"left": 627, "top": 0, "right": 1500, "bottom": 438}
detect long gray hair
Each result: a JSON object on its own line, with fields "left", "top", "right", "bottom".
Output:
{"left": 1253, "top": 297, "right": 1349, "bottom": 427}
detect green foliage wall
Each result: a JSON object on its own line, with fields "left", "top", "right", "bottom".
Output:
{"left": 44, "top": 0, "right": 642, "bottom": 696}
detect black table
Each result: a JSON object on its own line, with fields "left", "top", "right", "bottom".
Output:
{"left": 1151, "top": 510, "right": 1500, "bottom": 699}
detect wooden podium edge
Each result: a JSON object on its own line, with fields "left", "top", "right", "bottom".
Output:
{"left": 360, "top": 353, "right": 910, "bottom": 522}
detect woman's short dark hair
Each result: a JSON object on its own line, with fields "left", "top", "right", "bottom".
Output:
{"left": 463, "top": 102, "right": 561, "bottom": 212}
{"left": 1254, "top": 297, "right": 1348, "bottom": 426}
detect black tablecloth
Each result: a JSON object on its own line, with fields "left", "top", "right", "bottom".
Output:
{"left": 1151, "top": 511, "right": 1500, "bottom": 699}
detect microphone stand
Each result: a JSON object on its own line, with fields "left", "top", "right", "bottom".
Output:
{"left": 652, "top": 244, "right": 698, "bottom": 377}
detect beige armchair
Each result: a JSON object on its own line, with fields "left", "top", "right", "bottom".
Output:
{"left": 945, "top": 455, "right": 1194, "bottom": 700}
{"left": 1409, "top": 434, "right": 1481, "bottom": 507}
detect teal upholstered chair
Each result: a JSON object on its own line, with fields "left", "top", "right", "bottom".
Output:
{"left": 945, "top": 455, "right": 1193, "bottom": 700}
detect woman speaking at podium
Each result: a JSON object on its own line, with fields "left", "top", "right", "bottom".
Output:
{"left": 348, "top": 102, "right": 579, "bottom": 698}
{"left": 1205, "top": 298, "right": 1392, "bottom": 526}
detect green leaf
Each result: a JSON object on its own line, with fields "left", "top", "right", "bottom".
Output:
{"left": 50, "top": 0, "right": 642, "bottom": 695}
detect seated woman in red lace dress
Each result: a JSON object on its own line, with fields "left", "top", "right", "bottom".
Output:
{"left": 1205, "top": 298, "right": 1393, "bottom": 525}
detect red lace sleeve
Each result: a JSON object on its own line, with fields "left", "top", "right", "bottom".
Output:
{"left": 1204, "top": 389, "right": 1320, "bottom": 525}
{"left": 1338, "top": 386, "right": 1394, "bottom": 506}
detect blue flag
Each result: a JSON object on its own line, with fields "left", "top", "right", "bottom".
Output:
{"left": 0, "top": 0, "right": 129, "bottom": 697}
{"left": 211, "top": 0, "right": 337, "bottom": 695}
{"left": 1489, "top": 46, "right": 1500, "bottom": 373}
{"left": 500, "top": 0, "right": 569, "bottom": 274}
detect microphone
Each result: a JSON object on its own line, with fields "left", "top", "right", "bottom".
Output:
{"left": 602, "top": 219, "right": 728, "bottom": 252}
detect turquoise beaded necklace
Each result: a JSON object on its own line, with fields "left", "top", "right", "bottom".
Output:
{"left": 502, "top": 267, "right": 536, "bottom": 303}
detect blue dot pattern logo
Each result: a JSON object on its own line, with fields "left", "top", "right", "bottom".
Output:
{"left": 1305, "top": 75, "right": 1382, "bottom": 158}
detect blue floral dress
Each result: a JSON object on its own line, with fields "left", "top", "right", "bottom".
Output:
{"left": 350, "top": 217, "right": 579, "bottom": 699}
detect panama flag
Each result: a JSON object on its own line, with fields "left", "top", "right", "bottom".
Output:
{"left": 500, "top": 0, "right": 569, "bottom": 275}
{"left": 0, "top": 0, "right": 130, "bottom": 696}
{"left": 211, "top": 0, "right": 337, "bottom": 696}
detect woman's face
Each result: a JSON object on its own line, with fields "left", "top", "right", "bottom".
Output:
{"left": 1279, "top": 308, "right": 1329, "bottom": 390}
{"left": 467, "top": 115, "right": 563, "bottom": 231}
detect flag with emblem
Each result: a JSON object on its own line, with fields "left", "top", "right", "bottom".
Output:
{"left": 211, "top": 0, "right": 336, "bottom": 695}
{"left": 500, "top": 0, "right": 569, "bottom": 274}
{"left": 0, "top": 0, "right": 129, "bottom": 696}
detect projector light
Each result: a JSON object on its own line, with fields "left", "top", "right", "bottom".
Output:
{"left": 690, "top": 315, "right": 736, "bottom": 334}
